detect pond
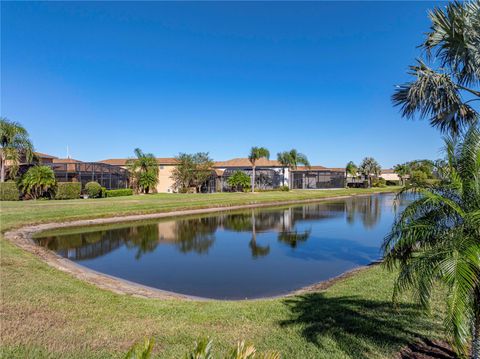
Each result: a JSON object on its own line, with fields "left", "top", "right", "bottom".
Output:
{"left": 34, "top": 193, "right": 407, "bottom": 299}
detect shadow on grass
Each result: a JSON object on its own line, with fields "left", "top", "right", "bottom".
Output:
{"left": 280, "top": 293, "right": 444, "bottom": 358}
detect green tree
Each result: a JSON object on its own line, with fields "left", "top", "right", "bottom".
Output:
{"left": 393, "top": 163, "right": 410, "bottom": 186}
{"left": 248, "top": 147, "right": 270, "bottom": 192}
{"left": 227, "top": 170, "right": 251, "bottom": 192}
{"left": 358, "top": 157, "right": 381, "bottom": 188}
{"left": 171, "top": 152, "right": 213, "bottom": 193}
{"left": 345, "top": 161, "right": 358, "bottom": 187}
{"left": 126, "top": 148, "right": 159, "bottom": 194}
{"left": 20, "top": 165, "right": 56, "bottom": 199}
{"left": 383, "top": 126, "right": 480, "bottom": 358}
{"left": 0, "top": 118, "right": 34, "bottom": 182}
{"left": 392, "top": 1, "right": 479, "bottom": 135}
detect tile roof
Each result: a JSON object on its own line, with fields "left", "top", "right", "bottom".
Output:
{"left": 381, "top": 169, "right": 395, "bottom": 174}
{"left": 213, "top": 158, "right": 282, "bottom": 167}
{"left": 98, "top": 158, "right": 178, "bottom": 166}
{"left": 52, "top": 158, "right": 82, "bottom": 163}
{"left": 34, "top": 152, "right": 58, "bottom": 159}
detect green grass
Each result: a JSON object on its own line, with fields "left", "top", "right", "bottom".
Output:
{"left": 0, "top": 187, "right": 447, "bottom": 358}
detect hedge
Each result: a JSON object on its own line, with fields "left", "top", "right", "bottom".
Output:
{"left": 0, "top": 181, "right": 20, "bottom": 201}
{"left": 55, "top": 182, "right": 81, "bottom": 200}
{"left": 105, "top": 188, "right": 133, "bottom": 197}
{"left": 85, "top": 181, "right": 102, "bottom": 198}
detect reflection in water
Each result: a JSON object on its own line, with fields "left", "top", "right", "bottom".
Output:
{"left": 35, "top": 194, "right": 398, "bottom": 299}
{"left": 37, "top": 195, "right": 384, "bottom": 261}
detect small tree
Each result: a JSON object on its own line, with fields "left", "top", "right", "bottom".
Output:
{"left": 20, "top": 165, "right": 56, "bottom": 199}
{"left": 85, "top": 181, "right": 102, "bottom": 198}
{"left": 358, "top": 157, "right": 381, "bottom": 188}
{"left": 227, "top": 170, "right": 250, "bottom": 192}
{"left": 170, "top": 152, "right": 213, "bottom": 193}
{"left": 345, "top": 161, "right": 358, "bottom": 187}
{"left": 0, "top": 118, "right": 34, "bottom": 182}
{"left": 126, "top": 148, "right": 158, "bottom": 194}
{"left": 248, "top": 147, "right": 270, "bottom": 192}
{"left": 393, "top": 163, "right": 410, "bottom": 186}
{"left": 277, "top": 149, "right": 310, "bottom": 188}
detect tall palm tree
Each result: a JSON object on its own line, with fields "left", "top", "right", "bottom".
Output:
{"left": 126, "top": 148, "right": 159, "bottom": 194}
{"left": 383, "top": 125, "right": 480, "bottom": 358}
{"left": 0, "top": 118, "right": 34, "bottom": 182}
{"left": 358, "top": 157, "right": 381, "bottom": 188}
{"left": 277, "top": 151, "right": 291, "bottom": 187}
{"left": 248, "top": 146, "right": 270, "bottom": 192}
{"left": 277, "top": 149, "right": 310, "bottom": 188}
{"left": 392, "top": 0, "right": 479, "bottom": 136}
{"left": 345, "top": 161, "right": 358, "bottom": 187}
{"left": 393, "top": 163, "right": 410, "bottom": 186}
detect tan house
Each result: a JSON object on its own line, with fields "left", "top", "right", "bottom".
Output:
{"left": 379, "top": 169, "right": 400, "bottom": 182}
{"left": 98, "top": 158, "right": 178, "bottom": 193}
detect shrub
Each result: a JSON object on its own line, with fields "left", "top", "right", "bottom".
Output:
{"left": 101, "top": 186, "right": 107, "bottom": 198}
{"left": 20, "top": 166, "right": 56, "bottom": 199}
{"left": 85, "top": 181, "right": 102, "bottom": 198}
{"left": 386, "top": 180, "right": 400, "bottom": 186}
{"left": 55, "top": 182, "right": 81, "bottom": 200}
{"left": 0, "top": 181, "right": 19, "bottom": 201}
{"left": 227, "top": 170, "right": 251, "bottom": 192}
{"left": 105, "top": 188, "right": 133, "bottom": 197}
{"left": 372, "top": 177, "right": 386, "bottom": 188}
{"left": 279, "top": 185, "right": 290, "bottom": 191}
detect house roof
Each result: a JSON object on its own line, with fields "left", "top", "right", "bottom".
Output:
{"left": 98, "top": 158, "right": 178, "bottom": 166}
{"left": 213, "top": 158, "right": 282, "bottom": 168}
{"left": 34, "top": 152, "right": 58, "bottom": 159}
{"left": 292, "top": 166, "right": 345, "bottom": 172}
{"left": 381, "top": 169, "right": 395, "bottom": 174}
{"left": 52, "top": 158, "right": 82, "bottom": 163}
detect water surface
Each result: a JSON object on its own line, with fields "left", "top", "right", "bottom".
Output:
{"left": 35, "top": 193, "right": 406, "bottom": 299}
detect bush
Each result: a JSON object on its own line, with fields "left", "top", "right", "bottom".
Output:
{"left": 386, "top": 180, "right": 400, "bottom": 186}
{"left": 85, "top": 181, "right": 102, "bottom": 198}
{"left": 279, "top": 185, "right": 290, "bottom": 191}
{"left": 372, "top": 178, "right": 386, "bottom": 188}
{"left": 227, "top": 170, "right": 251, "bottom": 192}
{"left": 101, "top": 186, "right": 107, "bottom": 198}
{"left": 55, "top": 182, "right": 81, "bottom": 200}
{"left": 0, "top": 181, "right": 19, "bottom": 201}
{"left": 20, "top": 166, "right": 56, "bottom": 199}
{"left": 105, "top": 188, "right": 133, "bottom": 197}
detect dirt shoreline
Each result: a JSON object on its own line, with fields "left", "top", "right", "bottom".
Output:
{"left": 3, "top": 192, "right": 390, "bottom": 301}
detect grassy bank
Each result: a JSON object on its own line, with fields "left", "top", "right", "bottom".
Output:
{"left": 0, "top": 188, "right": 446, "bottom": 358}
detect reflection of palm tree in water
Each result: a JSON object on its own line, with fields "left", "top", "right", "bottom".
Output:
{"left": 277, "top": 229, "right": 311, "bottom": 248}
{"left": 345, "top": 196, "right": 381, "bottom": 228}
{"left": 249, "top": 209, "right": 270, "bottom": 258}
{"left": 174, "top": 217, "right": 217, "bottom": 254}
{"left": 126, "top": 225, "right": 160, "bottom": 259}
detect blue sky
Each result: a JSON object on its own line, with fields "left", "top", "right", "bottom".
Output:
{"left": 2, "top": 1, "right": 446, "bottom": 168}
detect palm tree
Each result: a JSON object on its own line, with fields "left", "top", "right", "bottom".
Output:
{"left": 383, "top": 125, "right": 480, "bottom": 358}
{"left": 0, "top": 118, "right": 34, "bottom": 182}
{"left": 126, "top": 148, "right": 159, "bottom": 194}
{"left": 345, "top": 161, "right": 358, "bottom": 186}
{"left": 277, "top": 151, "right": 291, "bottom": 187}
{"left": 358, "top": 157, "right": 381, "bottom": 188}
{"left": 20, "top": 165, "right": 56, "bottom": 199}
{"left": 248, "top": 146, "right": 270, "bottom": 192}
{"left": 392, "top": 0, "right": 479, "bottom": 136}
{"left": 393, "top": 163, "right": 410, "bottom": 186}
{"left": 277, "top": 149, "right": 310, "bottom": 188}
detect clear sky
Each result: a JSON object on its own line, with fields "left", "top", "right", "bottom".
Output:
{"left": 2, "top": 1, "right": 446, "bottom": 168}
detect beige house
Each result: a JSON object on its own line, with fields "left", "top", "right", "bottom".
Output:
{"left": 379, "top": 169, "right": 400, "bottom": 182}
{"left": 98, "top": 158, "right": 178, "bottom": 193}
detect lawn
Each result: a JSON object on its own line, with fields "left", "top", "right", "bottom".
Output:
{"left": 0, "top": 187, "right": 447, "bottom": 358}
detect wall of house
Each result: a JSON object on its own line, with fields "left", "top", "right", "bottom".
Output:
{"left": 156, "top": 165, "right": 176, "bottom": 193}
{"left": 380, "top": 173, "right": 400, "bottom": 181}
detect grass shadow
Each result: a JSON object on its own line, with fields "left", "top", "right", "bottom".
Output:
{"left": 280, "top": 293, "right": 443, "bottom": 358}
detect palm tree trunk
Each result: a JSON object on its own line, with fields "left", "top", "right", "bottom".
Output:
{"left": 0, "top": 154, "right": 5, "bottom": 182}
{"left": 251, "top": 165, "right": 256, "bottom": 192}
{"left": 472, "top": 295, "right": 480, "bottom": 359}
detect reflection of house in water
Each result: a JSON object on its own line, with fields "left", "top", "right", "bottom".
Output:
{"left": 36, "top": 196, "right": 385, "bottom": 261}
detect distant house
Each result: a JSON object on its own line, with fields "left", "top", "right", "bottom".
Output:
{"left": 379, "top": 169, "right": 400, "bottom": 182}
